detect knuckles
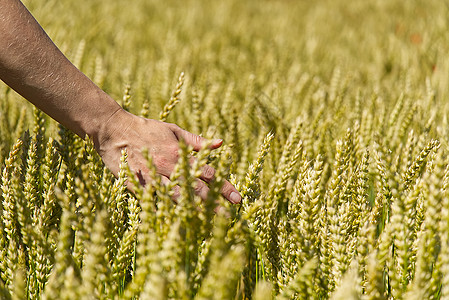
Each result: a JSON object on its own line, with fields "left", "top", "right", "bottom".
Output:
{"left": 167, "top": 123, "right": 180, "bottom": 131}
{"left": 191, "top": 133, "right": 203, "bottom": 147}
{"left": 194, "top": 181, "right": 206, "bottom": 194}
{"left": 201, "top": 166, "right": 215, "bottom": 182}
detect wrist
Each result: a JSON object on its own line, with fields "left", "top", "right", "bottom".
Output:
{"left": 91, "top": 101, "right": 134, "bottom": 156}
{"left": 78, "top": 89, "right": 124, "bottom": 150}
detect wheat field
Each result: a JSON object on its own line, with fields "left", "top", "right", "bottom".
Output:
{"left": 1, "top": 0, "right": 449, "bottom": 299}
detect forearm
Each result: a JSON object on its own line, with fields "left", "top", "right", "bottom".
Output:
{"left": 0, "top": 0, "right": 121, "bottom": 146}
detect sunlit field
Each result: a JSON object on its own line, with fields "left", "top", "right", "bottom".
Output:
{"left": 1, "top": 0, "right": 449, "bottom": 298}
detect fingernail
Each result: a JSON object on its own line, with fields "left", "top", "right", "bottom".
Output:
{"left": 230, "top": 192, "right": 242, "bottom": 204}
{"left": 214, "top": 139, "right": 223, "bottom": 144}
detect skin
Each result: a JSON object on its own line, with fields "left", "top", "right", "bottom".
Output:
{"left": 0, "top": 0, "right": 242, "bottom": 204}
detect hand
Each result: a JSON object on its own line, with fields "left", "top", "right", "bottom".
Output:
{"left": 96, "top": 108, "right": 242, "bottom": 204}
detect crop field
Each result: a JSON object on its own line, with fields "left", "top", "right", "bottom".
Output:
{"left": 1, "top": 0, "right": 449, "bottom": 299}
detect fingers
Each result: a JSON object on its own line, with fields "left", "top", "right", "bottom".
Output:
{"left": 147, "top": 123, "right": 241, "bottom": 204}
{"left": 160, "top": 175, "right": 171, "bottom": 188}
{"left": 159, "top": 174, "right": 242, "bottom": 205}
{"left": 171, "top": 185, "right": 180, "bottom": 200}
{"left": 198, "top": 164, "right": 241, "bottom": 204}
{"left": 220, "top": 180, "right": 242, "bottom": 204}
{"left": 170, "top": 124, "right": 222, "bottom": 151}
{"left": 149, "top": 155, "right": 242, "bottom": 204}
{"left": 161, "top": 176, "right": 182, "bottom": 201}
{"left": 199, "top": 165, "right": 216, "bottom": 183}
{"left": 168, "top": 177, "right": 210, "bottom": 202}
{"left": 194, "top": 180, "right": 210, "bottom": 200}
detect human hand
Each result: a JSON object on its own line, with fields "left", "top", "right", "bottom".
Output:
{"left": 0, "top": 0, "right": 239, "bottom": 204}
{"left": 96, "top": 108, "right": 242, "bottom": 204}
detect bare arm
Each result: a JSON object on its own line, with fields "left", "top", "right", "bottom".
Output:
{"left": 0, "top": 0, "right": 241, "bottom": 204}
{"left": 0, "top": 0, "right": 123, "bottom": 146}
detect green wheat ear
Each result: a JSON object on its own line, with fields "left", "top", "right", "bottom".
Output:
{"left": 80, "top": 209, "right": 113, "bottom": 299}
{"left": 122, "top": 176, "right": 157, "bottom": 300}
{"left": 41, "top": 209, "right": 78, "bottom": 300}
{"left": 122, "top": 84, "right": 132, "bottom": 111}
{"left": 253, "top": 281, "right": 273, "bottom": 300}
{"left": 160, "top": 72, "right": 185, "bottom": 122}
{"left": 277, "top": 258, "right": 317, "bottom": 300}
{"left": 241, "top": 131, "right": 274, "bottom": 206}
{"left": 1, "top": 139, "right": 23, "bottom": 287}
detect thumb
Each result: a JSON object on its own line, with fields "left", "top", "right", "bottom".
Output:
{"left": 172, "top": 126, "right": 222, "bottom": 151}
